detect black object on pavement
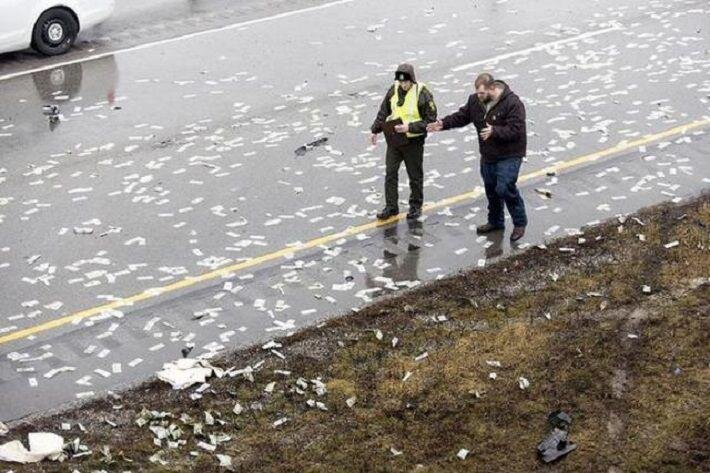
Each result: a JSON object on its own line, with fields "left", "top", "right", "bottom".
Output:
{"left": 42, "top": 104, "right": 60, "bottom": 117}
{"left": 295, "top": 137, "right": 328, "bottom": 156}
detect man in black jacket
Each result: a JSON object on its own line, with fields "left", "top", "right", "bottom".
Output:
{"left": 370, "top": 63, "right": 437, "bottom": 221}
{"left": 428, "top": 77, "right": 528, "bottom": 241}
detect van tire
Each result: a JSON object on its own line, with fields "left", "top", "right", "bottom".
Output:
{"left": 32, "top": 8, "right": 79, "bottom": 56}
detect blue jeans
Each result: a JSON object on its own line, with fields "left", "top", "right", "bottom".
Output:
{"left": 480, "top": 157, "right": 527, "bottom": 228}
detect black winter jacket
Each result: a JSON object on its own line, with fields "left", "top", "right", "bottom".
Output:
{"left": 442, "top": 82, "right": 526, "bottom": 163}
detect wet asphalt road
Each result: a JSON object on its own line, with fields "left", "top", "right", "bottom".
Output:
{"left": 0, "top": 0, "right": 332, "bottom": 76}
{"left": 0, "top": 0, "right": 709, "bottom": 422}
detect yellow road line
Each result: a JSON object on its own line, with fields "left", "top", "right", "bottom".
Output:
{"left": 1, "top": 118, "right": 708, "bottom": 346}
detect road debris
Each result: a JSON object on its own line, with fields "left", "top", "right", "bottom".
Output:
{"left": 0, "top": 432, "right": 64, "bottom": 464}
{"left": 294, "top": 137, "right": 328, "bottom": 156}
{"left": 42, "top": 105, "right": 61, "bottom": 127}
{"left": 156, "top": 358, "right": 218, "bottom": 390}
{"left": 537, "top": 410, "right": 577, "bottom": 463}
{"left": 216, "top": 453, "right": 233, "bottom": 469}
{"left": 535, "top": 188, "right": 553, "bottom": 199}
{"left": 518, "top": 377, "right": 530, "bottom": 390}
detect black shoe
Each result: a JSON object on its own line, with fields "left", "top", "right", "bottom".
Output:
{"left": 476, "top": 223, "right": 504, "bottom": 234}
{"left": 377, "top": 207, "right": 399, "bottom": 220}
{"left": 406, "top": 207, "right": 421, "bottom": 220}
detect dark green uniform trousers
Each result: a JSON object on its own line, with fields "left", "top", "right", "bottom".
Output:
{"left": 384, "top": 139, "right": 424, "bottom": 210}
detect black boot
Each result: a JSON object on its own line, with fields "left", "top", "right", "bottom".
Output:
{"left": 377, "top": 207, "right": 399, "bottom": 220}
{"left": 476, "top": 223, "right": 504, "bottom": 234}
{"left": 406, "top": 207, "right": 421, "bottom": 220}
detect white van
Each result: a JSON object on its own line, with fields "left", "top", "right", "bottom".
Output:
{"left": 0, "top": 0, "right": 114, "bottom": 56}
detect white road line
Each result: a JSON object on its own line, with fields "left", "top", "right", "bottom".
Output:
{"left": 451, "top": 23, "right": 622, "bottom": 72}
{"left": 0, "top": 0, "right": 355, "bottom": 82}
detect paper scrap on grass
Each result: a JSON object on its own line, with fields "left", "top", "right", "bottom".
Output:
{"left": 0, "top": 432, "right": 64, "bottom": 464}
{"left": 156, "top": 358, "right": 217, "bottom": 390}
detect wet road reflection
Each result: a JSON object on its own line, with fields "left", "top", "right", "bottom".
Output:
{"left": 365, "top": 220, "right": 423, "bottom": 293}
{"left": 2, "top": 55, "right": 119, "bottom": 134}
{"left": 484, "top": 230, "right": 505, "bottom": 260}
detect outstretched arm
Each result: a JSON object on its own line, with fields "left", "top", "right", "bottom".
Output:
{"left": 441, "top": 96, "right": 474, "bottom": 130}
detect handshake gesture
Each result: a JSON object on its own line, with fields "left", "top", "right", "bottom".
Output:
{"left": 427, "top": 119, "right": 493, "bottom": 140}
{"left": 426, "top": 120, "right": 444, "bottom": 133}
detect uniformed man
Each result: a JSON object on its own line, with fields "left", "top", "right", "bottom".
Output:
{"left": 370, "top": 63, "right": 437, "bottom": 221}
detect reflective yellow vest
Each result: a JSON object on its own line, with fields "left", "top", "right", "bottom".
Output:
{"left": 388, "top": 81, "right": 427, "bottom": 138}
